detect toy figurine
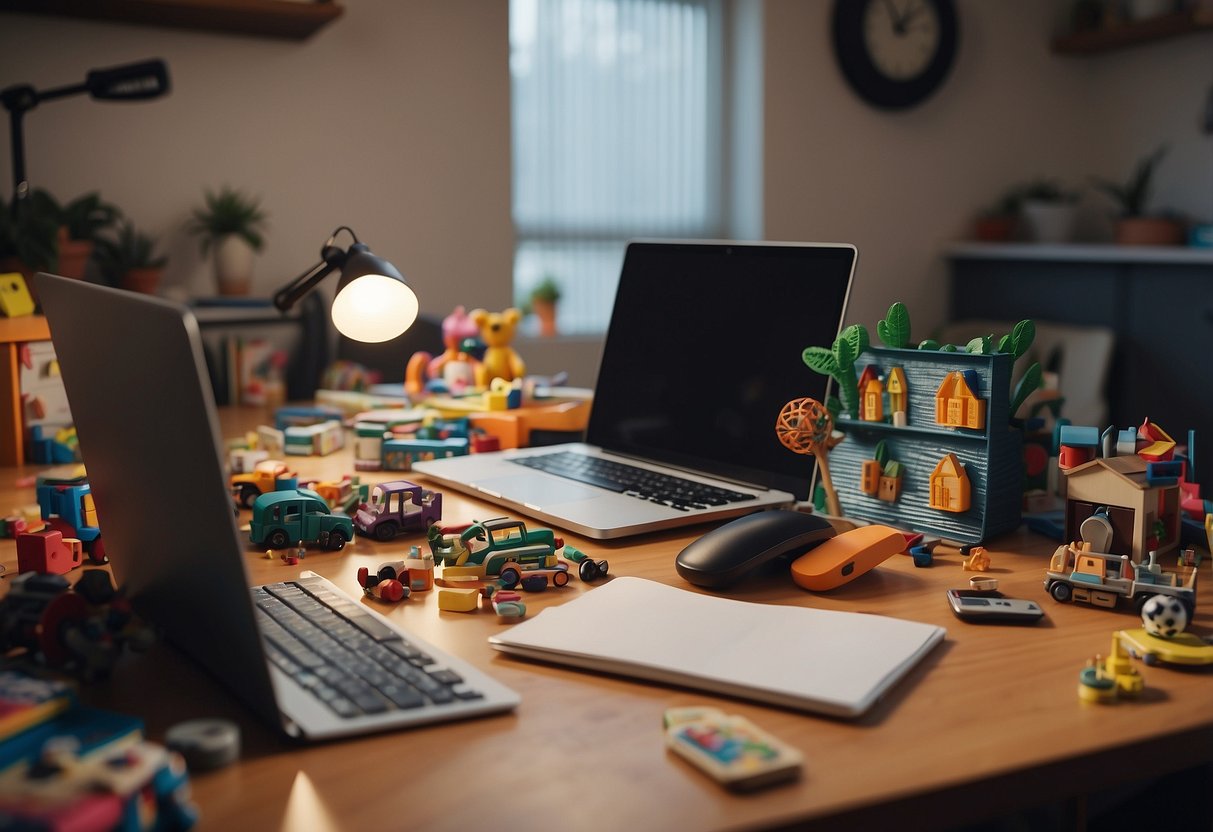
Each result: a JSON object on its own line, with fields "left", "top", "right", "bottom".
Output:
{"left": 775, "top": 397, "right": 843, "bottom": 516}
{"left": 405, "top": 306, "right": 481, "bottom": 396}
{"left": 471, "top": 308, "right": 526, "bottom": 387}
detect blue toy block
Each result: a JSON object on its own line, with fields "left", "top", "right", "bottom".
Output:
{"left": 1146, "top": 460, "right": 1183, "bottom": 486}
{"left": 910, "top": 545, "right": 933, "bottom": 567}
{"left": 1058, "top": 425, "right": 1100, "bottom": 449}
{"left": 1023, "top": 510, "right": 1065, "bottom": 541}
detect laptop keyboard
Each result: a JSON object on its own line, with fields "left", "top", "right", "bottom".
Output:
{"left": 253, "top": 576, "right": 488, "bottom": 719}
{"left": 512, "top": 450, "right": 756, "bottom": 511}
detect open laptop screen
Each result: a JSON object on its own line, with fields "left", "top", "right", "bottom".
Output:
{"left": 587, "top": 241, "right": 855, "bottom": 501}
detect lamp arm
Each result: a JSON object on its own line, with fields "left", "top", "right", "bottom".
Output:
{"left": 273, "top": 259, "right": 339, "bottom": 313}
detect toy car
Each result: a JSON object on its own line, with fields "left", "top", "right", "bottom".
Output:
{"left": 249, "top": 488, "right": 354, "bottom": 550}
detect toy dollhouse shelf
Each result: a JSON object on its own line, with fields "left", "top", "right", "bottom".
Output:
{"left": 837, "top": 417, "right": 990, "bottom": 445}
{"left": 0, "top": 0, "right": 345, "bottom": 40}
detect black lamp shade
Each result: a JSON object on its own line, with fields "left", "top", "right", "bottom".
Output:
{"left": 330, "top": 243, "right": 419, "bottom": 342}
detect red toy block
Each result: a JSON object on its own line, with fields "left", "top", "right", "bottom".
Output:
{"left": 16, "top": 529, "right": 83, "bottom": 575}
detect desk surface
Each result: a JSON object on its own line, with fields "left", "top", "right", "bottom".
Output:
{"left": 3, "top": 405, "right": 1212, "bottom": 831}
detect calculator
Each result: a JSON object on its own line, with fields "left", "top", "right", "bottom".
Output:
{"left": 946, "top": 589, "right": 1044, "bottom": 624}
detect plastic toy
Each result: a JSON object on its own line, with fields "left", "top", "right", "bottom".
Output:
{"left": 36, "top": 474, "right": 106, "bottom": 565}
{"left": 928, "top": 453, "right": 971, "bottom": 513}
{"left": 497, "top": 561, "right": 570, "bottom": 590}
{"left": 438, "top": 586, "right": 481, "bottom": 612}
{"left": 230, "top": 458, "right": 297, "bottom": 508}
{"left": 934, "top": 371, "right": 986, "bottom": 430}
{"left": 405, "top": 306, "right": 482, "bottom": 396}
{"left": 248, "top": 488, "right": 354, "bottom": 550}
{"left": 775, "top": 396, "right": 843, "bottom": 516}
{"left": 353, "top": 480, "right": 443, "bottom": 541}
{"left": 1117, "top": 627, "right": 1213, "bottom": 666}
{"left": 433, "top": 517, "right": 563, "bottom": 576}
{"left": 1140, "top": 593, "right": 1189, "bottom": 638}
{"left": 961, "top": 546, "right": 990, "bottom": 572}
{"left": 1061, "top": 452, "right": 1181, "bottom": 564}
{"left": 563, "top": 545, "right": 609, "bottom": 581}
{"left": 284, "top": 419, "right": 345, "bottom": 456}
{"left": 1077, "top": 635, "right": 1143, "bottom": 704}
{"left": 471, "top": 307, "right": 526, "bottom": 386}
{"left": 1045, "top": 544, "right": 1196, "bottom": 614}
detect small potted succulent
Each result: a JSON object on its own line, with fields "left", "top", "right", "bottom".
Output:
{"left": 1018, "top": 179, "right": 1079, "bottom": 243}
{"left": 93, "top": 220, "right": 168, "bottom": 294}
{"left": 1092, "top": 146, "right": 1183, "bottom": 246}
{"left": 187, "top": 186, "right": 268, "bottom": 295}
{"left": 525, "top": 274, "right": 562, "bottom": 337}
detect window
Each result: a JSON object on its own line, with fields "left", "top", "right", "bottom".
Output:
{"left": 510, "top": 0, "right": 724, "bottom": 334}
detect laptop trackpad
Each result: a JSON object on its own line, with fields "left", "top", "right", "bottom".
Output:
{"left": 476, "top": 475, "right": 602, "bottom": 508}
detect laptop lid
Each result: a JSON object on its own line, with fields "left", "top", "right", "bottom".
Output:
{"left": 586, "top": 240, "right": 855, "bottom": 500}
{"left": 36, "top": 273, "right": 283, "bottom": 730}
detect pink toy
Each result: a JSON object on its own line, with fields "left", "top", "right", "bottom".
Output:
{"left": 405, "top": 306, "right": 482, "bottom": 395}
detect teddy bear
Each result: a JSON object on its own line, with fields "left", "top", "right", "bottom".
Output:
{"left": 471, "top": 307, "right": 526, "bottom": 387}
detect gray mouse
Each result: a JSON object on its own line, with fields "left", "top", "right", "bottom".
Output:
{"left": 675, "top": 510, "right": 837, "bottom": 589}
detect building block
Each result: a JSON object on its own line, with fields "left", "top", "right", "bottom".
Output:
{"left": 437, "top": 587, "right": 480, "bottom": 612}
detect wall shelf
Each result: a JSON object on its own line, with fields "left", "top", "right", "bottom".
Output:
{"left": 1052, "top": 8, "right": 1213, "bottom": 55}
{"left": 0, "top": 0, "right": 344, "bottom": 40}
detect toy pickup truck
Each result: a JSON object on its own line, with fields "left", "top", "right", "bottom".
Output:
{"left": 249, "top": 488, "right": 354, "bottom": 550}
{"left": 354, "top": 480, "right": 442, "bottom": 541}
{"left": 429, "top": 517, "right": 563, "bottom": 577}
{"left": 231, "top": 459, "right": 297, "bottom": 508}
{"left": 1045, "top": 543, "right": 1197, "bottom": 616}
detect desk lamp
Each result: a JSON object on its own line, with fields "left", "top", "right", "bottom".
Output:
{"left": 273, "top": 226, "right": 419, "bottom": 343}
{"left": 1, "top": 59, "right": 170, "bottom": 209}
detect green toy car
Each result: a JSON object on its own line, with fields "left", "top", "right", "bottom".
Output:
{"left": 249, "top": 488, "right": 354, "bottom": 550}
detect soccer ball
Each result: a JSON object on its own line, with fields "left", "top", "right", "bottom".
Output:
{"left": 1141, "top": 594, "right": 1189, "bottom": 638}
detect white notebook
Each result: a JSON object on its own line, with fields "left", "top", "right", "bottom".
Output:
{"left": 490, "top": 577, "right": 945, "bottom": 718}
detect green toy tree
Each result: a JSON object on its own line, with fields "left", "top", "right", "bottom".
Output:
{"left": 802, "top": 323, "right": 868, "bottom": 418}
{"left": 875, "top": 302, "right": 911, "bottom": 349}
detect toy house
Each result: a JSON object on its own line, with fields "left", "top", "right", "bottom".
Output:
{"left": 934, "top": 370, "right": 985, "bottom": 430}
{"left": 928, "top": 453, "right": 970, "bottom": 512}
{"left": 863, "top": 377, "right": 884, "bottom": 422}
{"left": 886, "top": 367, "right": 908, "bottom": 416}
{"left": 826, "top": 347, "right": 1022, "bottom": 544}
{"left": 1062, "top": 455, "right": 1181, "bottom": 563}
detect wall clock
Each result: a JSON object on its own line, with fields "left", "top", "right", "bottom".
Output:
{"left": 831, "top": 0, "right": 958, "bottom": 110}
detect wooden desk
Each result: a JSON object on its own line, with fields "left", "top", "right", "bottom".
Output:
{"left": 3, "top": 405, "right": 1212, "bottom": 830}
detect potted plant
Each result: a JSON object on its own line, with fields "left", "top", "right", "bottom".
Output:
{"left": 93, "top": 220, "right": 168, "bottom": 294}
{"left": 50, "top": 190, "right": 121, "bottom": 280}
{"left": 973, "top": 187, "right": 1022, "bottom": 242}
{"left": 1092, "top": 146, "right": 1184, "bottom": 245}
{"left": 1018, "top": 179, "right": 1078, "bottom": 243}
{"left": 526, "top": 275, "right": 562, "bottom": 337}
{"left": 187, "top": 186, "right": 268, "bottom": 295}
{"left": 0, "top": 191, "right": 60, "bottom": 283}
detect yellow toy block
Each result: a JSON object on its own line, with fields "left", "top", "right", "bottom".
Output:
{"left": 0, "top": 272, "right": 35, "bottom": 318}
{"left": 437, "top": 587, "right": 480, "bottom": 612}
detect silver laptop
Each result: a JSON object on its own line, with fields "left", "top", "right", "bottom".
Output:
{"left": 37, "top": 273, "right": 519, "bottom": 741}
{"left": 413, "top": 240, "right": 856, "bottom": 539}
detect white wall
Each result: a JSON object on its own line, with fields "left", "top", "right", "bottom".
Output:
{"left": 2, "top": 1, "right": 1211, "bottom": 384}
{"left": 762, "top": 0, "right": 1213, "bottom": 336}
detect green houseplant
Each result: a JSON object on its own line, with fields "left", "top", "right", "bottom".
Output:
{"left": 51, "top": 191, "right": 121, "bottom": 280}
{"left": 94, "top": 220, "right": 168, "bottom": 294}
{"left": 0, "top": 191, "right": 60, "bottom": 281}
{"left": 187, "top": 186, "right": 268, "bottom": 295}
{"left": 1092, "top": 146, "right": 1183, "bottom": 245}
{"left": 527, "top": 275, "right": 562, "bottom": 336}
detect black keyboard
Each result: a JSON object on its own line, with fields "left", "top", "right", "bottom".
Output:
{"left": 512, "top": 451, "right": 756, "bottom": 512}
{"left": 253, "top": 576, "right": 485, "bottom": 720}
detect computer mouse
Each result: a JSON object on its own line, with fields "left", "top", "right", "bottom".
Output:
{"left": 675, "top": 510, "right": 836, "bottom": 589}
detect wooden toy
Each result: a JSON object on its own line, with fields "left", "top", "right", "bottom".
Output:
{"left": 381, "top": 435, "right": 469, "bottom": 471}
{"left": 1061, "top": 452, "right": 1181, "bottom": 565}
{"left": 1045, "top": 544, "right": 1196, "bottom": 614}
{"left": 1077, "top": 635, "right": 1143, "bottom": 704}
{"left": 284, "top": 419, "right": 344, "bottom": 456}
{"left": 663, "top": 706, "right": 803, "bottom": 791}
{"left": 437, "top": 586, "right": 480, "bottom": 612}
{"left": 789, "top": 524, "right": 903, "bottom": 591}
{"left": 16, "top": 529, "right": 83, "bottom": 575}
{"left": 775, "top": 397, "right": 843, "bottom": 516}
{"left": 0, "top": 271, "right": 35, "bottom": 317}
{"left": 248, "top": 488, "right": 354, "bottom": 550}
{"left": 798, "top": 305, "right": 1033, "bottom": 544}
{"left": 498, "top": 561, "right": 570, "bottom": 590}
{"left": 353, "top": 480, "right": 442, "bottom": 541}
{"left": 273, "top": 404, "right": 343, "bottom": 432}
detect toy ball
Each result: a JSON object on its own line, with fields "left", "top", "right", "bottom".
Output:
{"left": 1141, "top": 594, "right": 1189, "bottom": 638}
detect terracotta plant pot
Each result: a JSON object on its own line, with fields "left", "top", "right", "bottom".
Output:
{"left": 56, "top": 228, "right": 93, "bottom": 280}
{"left": 1114, "top": 217, "right": 1184, "bottom": 246}
{"left": 973, "top": 215, "right": 1017, "bottom": 242}
{"left": 121, "top": 267, "right": 163, "bottom": 295}
{"left": 532, "top": 298, "right": 558, "bottom": 337}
